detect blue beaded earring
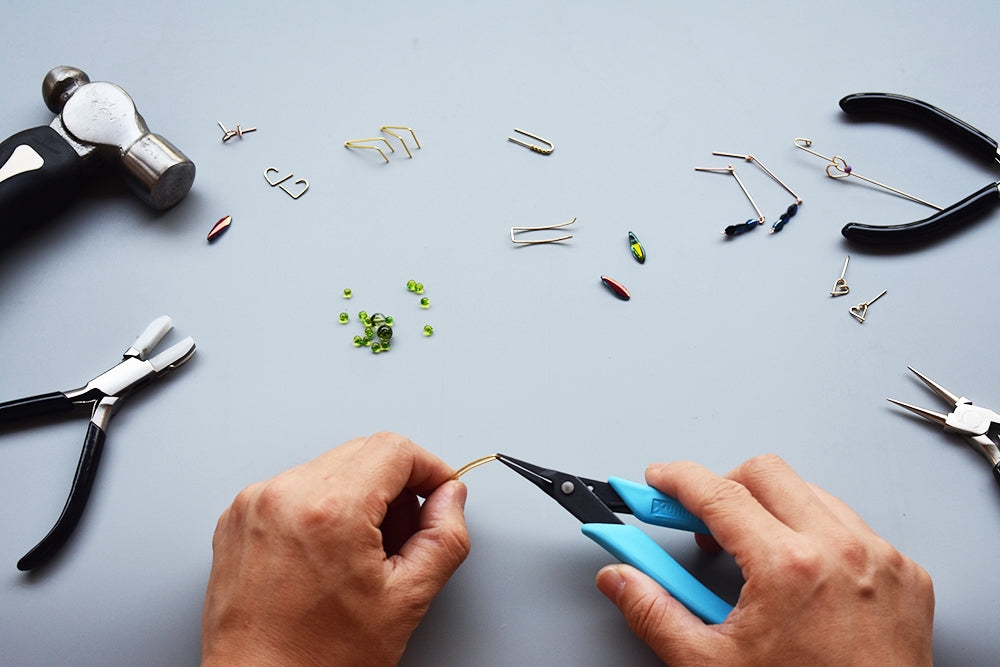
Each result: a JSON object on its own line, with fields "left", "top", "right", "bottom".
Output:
{"left": 695, "top": 164, "right": 765, "bottom": 237}
{"left": 712, "top": 151, "right": 803, "bottom": 233}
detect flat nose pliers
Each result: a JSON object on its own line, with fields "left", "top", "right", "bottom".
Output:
{"left": 496, "top": 453, "right": 734, "bottom": 624}
{"left": 837, "top": 92, "right": 1000, "bottom": 246}
{"left": 888, "top": 367, "right": 1000, "bottom": 484}
{"left": 0, "top": 316, "right": 195, "bottom": 571}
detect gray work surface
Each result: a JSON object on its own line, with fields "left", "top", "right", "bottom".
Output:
{"left": 2, "top": 1, "right": 999, "bottom": 665}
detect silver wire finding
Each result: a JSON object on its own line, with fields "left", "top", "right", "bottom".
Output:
{"left": 830, "top": 255, "right": 851, "bottom": 297}
{"left": 850, "top": 289, "right": 887, "bottom": 323}
{"left": 345, "top": 138, "right": 395, "bottom": 163}
{"left": 510, "top": 217, "right": 576, "bottom": 244}
{"left": 380, "top": 126, "right": 421, "bottom": 158}
{"left": 793, "top": 138, "right": 941, "bottom": 210}
{"left": 508, "top": 128, "right": 554, "bottom": 155}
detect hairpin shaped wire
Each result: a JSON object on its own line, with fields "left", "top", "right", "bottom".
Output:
{"left": 510, "top": 217, "right": 576, "bottom": 244}
{"left": 345, "top": 138, "right": 395, "bottom": 163}
{"left": 380, "top": 126, "right": 421, "bottom": 158}
{"left": 793, "top": 138, "right": 941, "bottom": 210}
{"left": 508, "top": 128, "right": 554, "bottom": 155}
{"left": 450, "top": 455, "right": 500, "bottom": 481}
{"left": 695, "top": 164, "right": 764, "bottom": 236}
{"left": 713, "top": 151, "right": 802, "bottom": 233}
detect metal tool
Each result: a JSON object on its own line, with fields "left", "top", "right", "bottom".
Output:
{"left": 496, "top": 453, "right": 733, "bottom": 624}
{"left": 831, "top": 93, "right": 1000, "bottom": 246}
{"left": 0, "top": 316, "right": 195, "bottom": 571}
{"left": 0, "top": 66, "right": 195, "bottom": 246}
{"left": 888, "top": 367, "right": 1000, "bottom": 484}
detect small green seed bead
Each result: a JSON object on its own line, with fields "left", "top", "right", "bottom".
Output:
{"left": 352, "top": 335, "right": 363, "bottom": 347}
{"left": 371, "top": 313, "right": 386, "bottom": 327}
{"left": 377, "top": 325, "right": 393, "bottom": 342}
{"left": 423, "top": 325, "right": 434, "bottom": 336}
{"left": 381, "top": 341, "right": 391, "bottom": 352}
{"left": 385, "top": 315, "right": 394, "bottom": 325}
{"left": 371, "top": 341, "right": 382, "bottom": 354}
{"left": 364, "top": 326, "right": 374, "bottom": 339}
{"left": 406, "top": 280, "right": 417, "bottom": 292}
{"left": 415, "top": 283, "right": 424, "bottom": 294}
{"left": 358, "top": 310, "right": 368, "bottom": 322}
{"left": 339, "top": 312, "right": 349, "bottom": 324}
{"left": 420, "top": 297, "right": 430, "bottom": 308}
{"left": 343, "top": 288, "right": 352, "bottom": 299}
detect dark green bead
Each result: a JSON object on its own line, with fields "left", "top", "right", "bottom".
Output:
{"left": 420, "top": 297, "right": 430, "bottom": 308}
{"left": 377, "top": 325, "right": 393, "bottom": 342}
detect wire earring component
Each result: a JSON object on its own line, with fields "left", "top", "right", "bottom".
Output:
{"left": 345, "top": 138, "right": 395, "bottom": 163}
{"left": 713, "top": 151, "right": 802, "bottom": 233}
{"left": 850, "top": 289, "right": 887, "bottom": 323}
{"left": 450, "top": 455, "right": 500, "bottom": 480}
{"left": 829, "top": 255, "right": 851, "bottom": 296}
{"left": 218, "top": 121, "right": 257, "bottom": 142}
{"left": 380, "top": 126, "right": 420, "bottom": 158}
{"left": 510, "top": 217, "right": 576, "bottom": 244}
{"left": 793, "top": 138, "right": 941, "bottom": 211}
{"left": 264, "top": 168, "right": 309, "bottom": 199}
{"left": 508, "top": 128, "right": 554, "bottom": 155}
{"left": 695, "top": 164, "right": 764, "bottom": 236}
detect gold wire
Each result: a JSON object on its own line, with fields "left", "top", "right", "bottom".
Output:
{"left": 508, "top": 128, "right": 554, "bottom": 155}
{"left": 345, "top": 138, "right": 395, "bottom": 163}
{"left": 450, "top": 454, "right": 500, "bottom": 480}
{"left": 695, "top": 165, "right": 764, "bottom": 224}
{"left": 510, "top": 217, "right": 576, "bottom": 244}
{"left": 381, "top": 126, "right": 421, "bottom": 158}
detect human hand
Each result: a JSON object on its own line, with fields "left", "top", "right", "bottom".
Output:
{"left": 595, "top": 454, "right": 934, "bottom": 665}
{"left": 200, "top": 432, "right": 471, "bottom": 666}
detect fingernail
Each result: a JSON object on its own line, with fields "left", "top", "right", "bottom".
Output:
{"left": 645, "top": 462, "right": 668, "bottom": 475}
{"left": 596, "top": 565, "right": 626, "bottom": 601}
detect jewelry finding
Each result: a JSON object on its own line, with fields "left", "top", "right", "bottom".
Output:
{"left": 695, "top": 164, "right": 765, "bottom": 236}
{"left": 263, "top": 168, "right": 309, "bottom": 199}
{"left": 601, "top": 275, "right": 631, "bottom": 301}
{"left": 712, "top": 151, "right": 802, "bottom": 233}
{"left": 849, "top": 289, "right": 887, "bottom": 323}
{"left": 207, "top": 215, "right": 232, "bottom": 242}
{"left": 451, "top": 455, "right": 500, "bottom": 480}
{"left": 510, "top": 217, "right": 576, "bottom": 244}
{"left": 793, "top": 138, "right": 941, "bottom": 210}
{"left": 380, "top": 126, "right": 421, "bottom": 158}
{"left": 830, "top": 256, "right": 851, "bottom": 296}
{"left": 345, "top": 138, "right": 395, "bottom": 163}
{"left": 628, "top": 231, "right": 646, "bottom": 263}
{"left": 508, "top": 128, "right": 554, "bottom": 155}
{"left": 218, "top": 121, "right": 256, "bottom": 142}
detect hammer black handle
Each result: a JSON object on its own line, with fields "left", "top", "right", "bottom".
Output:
{"left": 0, "top": 125, "right": 86, "bottom": 247}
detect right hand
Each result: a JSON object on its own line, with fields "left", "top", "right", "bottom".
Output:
{"left": 596, "top": 454, "right": 934, "bottom": 665}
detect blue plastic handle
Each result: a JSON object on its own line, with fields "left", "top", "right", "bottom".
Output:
{"left": 582, "top": 523, "right": 733, "bottom": 624}
{"left": 608, "top": 477, "right": 710, "bottom": 534}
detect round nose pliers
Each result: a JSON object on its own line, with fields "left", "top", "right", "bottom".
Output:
{"left": 837, "top": 92, "right": 1000, "bottom": 246}
{"left": 0, "top": 316, "right": 195, "bottom": 571}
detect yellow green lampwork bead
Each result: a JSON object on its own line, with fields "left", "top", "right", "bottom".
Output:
{"left": 371, "top": 341, "right": 382, "bottom": 354}
{"left": 406, "top": 280, "right": 417, "bottom": 291}
{"left": 415, "top": 283, "right": 424, "bottom": 294}
{"left": 420, "top": 297, "right": 429, "bottom": 308}
{"left": 352, "top": 335, "right": 363, "bottom": 347}
{"left": 339, "top": 312, "right": 349, "bottom": 324}
{"left": 358, "top": 311, "right": 368, "bottom": 322}
{"left": 385, "top": 316, "right": 394, "bottom": 325}
{"left": 423, "top": 325, "right": 434, "bottom": 336}
{"left": 343, "top": 288, "right": 352, "bottom": 298}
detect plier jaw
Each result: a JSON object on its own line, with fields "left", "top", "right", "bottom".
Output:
{"left": 496, "top": 454, "right": 623, "bottom": 525}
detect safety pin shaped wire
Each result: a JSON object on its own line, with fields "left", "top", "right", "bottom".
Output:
{"left": 510, "top": 217, "right": 576, "bottom": 245}
{"left": 345, "top": 137, "right": 395, "bottom": 163}
{"left": 380, "top": 126, "right": 421, "bottom": 158}
{"left": 793, "top": 138, "right": 941, "bottom": 210}
{"left": 713, "top": 151, "right": 802, "bottom": 233}
{"left": 508, "top": 128, "right": 554, "bottom": 155}
{"left": 695, "top": 164, "right": 765, "bottom": 236}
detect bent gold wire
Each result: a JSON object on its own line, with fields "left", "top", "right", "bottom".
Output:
{"left": 345, "top": 138, "right": 395, "bottom": 163}
{"left": 381, "top": 126, "right": 421, "bottom": 158}
{"left": 450, "top": 455, "right": 500, "bottom": 480}
{"left": 508, "top": 128, "right": 554, "bottom": 155}
{"left": 510, "top": 217, "right": 576, "bottom": 244}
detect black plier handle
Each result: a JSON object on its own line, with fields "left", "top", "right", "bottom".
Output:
{"left": 838, "top": 92, "right": 1000, "bottom": 246}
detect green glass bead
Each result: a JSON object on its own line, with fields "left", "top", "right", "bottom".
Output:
{"left": 420, "top": 297, "right": 430, "bottom": 308}
{"left": 352, "top": 335, "right": 363, "bottom": 347}
{"left": 343, "top": 288, "right": 352, "bottom": 299}
{"left": 415, "top": 283, "right": 424, "bottom": 294}
{"left": 358, "top": 310, "right": 368, "bottom": 322}
{"left": 381, "top": 341, "right": 391, "bottom": 352}
{"left": 371, "top": 341, "right": 382, "bottom": 354}
{"left": 377, "top": 325, "right": 393, "bottom": 342}
{"left": 406, "top": 280, "right": 417, "bottom": 292}
{"left": 423, "top": 325, "right": 434, "bottom": 336}
{"left": 385, "top": 315, "right": 394, "bottom": 326}
{"left": 364, "top": 326, "right": 374, "bottom": 339}
{"left": 339, "top": 312, "right": 349, "bottom": 324}
{"left": 371, "top": 312, "right": 386, "bottom": 327}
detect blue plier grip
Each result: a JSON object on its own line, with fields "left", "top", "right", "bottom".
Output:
{"left": 582, "top": 523, "right": 733, "bottom": 624}
{"left": 608, "top": 476, "right": 710, "bottom": 534}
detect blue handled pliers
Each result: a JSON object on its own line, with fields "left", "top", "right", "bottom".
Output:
{"left": 496, "top": 454, "right": 733, "bottom": 624}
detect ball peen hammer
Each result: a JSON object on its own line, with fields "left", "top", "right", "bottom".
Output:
{"left": 0, "top": 66, "right": 195, "bottom": 244}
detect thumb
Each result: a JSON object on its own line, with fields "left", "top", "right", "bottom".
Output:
{"left": 596, "top": 564, "right": 724, "bottom": 664}
{"left": 392, "top": 481, "right": 471, "bottom": 598}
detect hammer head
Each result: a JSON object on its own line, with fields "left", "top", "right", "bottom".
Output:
{"left": 42, "top": 66, "right": 195, "bottom": 210}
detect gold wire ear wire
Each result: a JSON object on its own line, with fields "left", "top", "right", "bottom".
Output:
{"left": 380, "top": 126, "right": 421, "bottom": 158}
{"left": 695, "top": 164, "right": 765, "bottom": 236}
{"left": 345, "top": 138, "right": 395, "bottom": 163}
{"left": 850, "top": 289, "right": 887, "bottom": 323}
{"left": 830, "top": 255, "right": 851, "bottom": 297}
{"left": 450, "top": 455, "right": 500, "bottom": 480}
{"left": 713, "top": 151, "right": 802, "bottom": 233}
{"left": 510, "top": 217, "right": 577, "bottom": 244}
{"left": 508, "top": 128, "right": 554, "bottom": 155}
{"left": 793, "top": 138, "right": 941, "bottom": 210}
